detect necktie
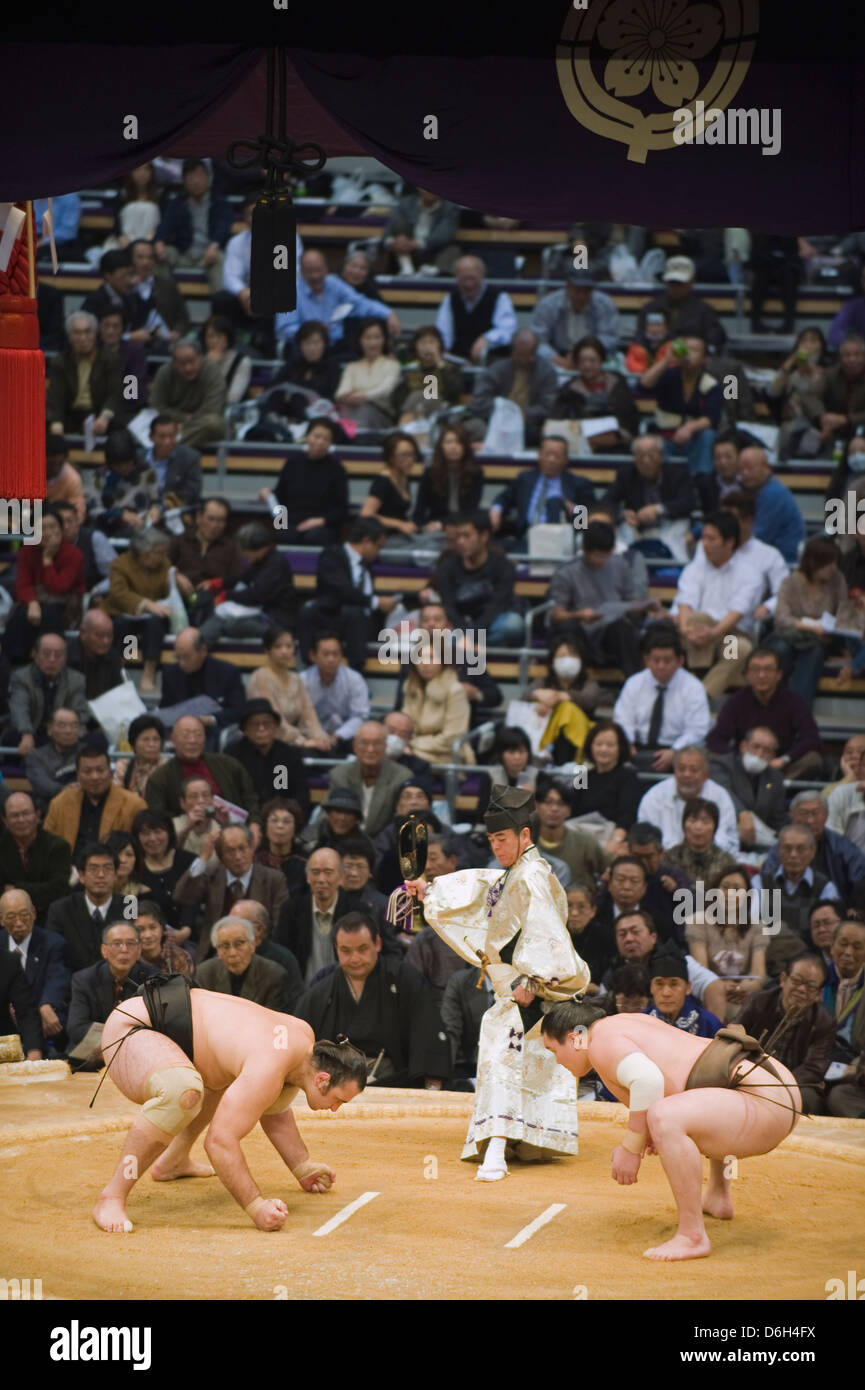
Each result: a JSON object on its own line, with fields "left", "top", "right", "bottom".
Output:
{"left": 647, "top": 683, "right": 666, "bottom": 747}
{"left": 230, "top": 879, "right": 243, "bottom": 901}
{"left": 114, "top": 977, "right": 124, "bottom": 1004}
{"left": 92, "top": 908, "right": 104, "bottom": 926}
{"left": 531, "top": 478, "right": 549, "bottom": 526}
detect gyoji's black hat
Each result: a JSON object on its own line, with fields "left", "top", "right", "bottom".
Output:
{"left": 484, "top": 785, "right": 534, "bottom": 833}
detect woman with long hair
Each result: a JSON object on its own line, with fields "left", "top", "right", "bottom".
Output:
{"left": 568, "top": 720, "right": 641, "bottom": 850}
{"left": 135, "top": 900, "right": 195, "bottom": 977}
{"left": 3, "top": 504, "right": 85, "bottom": 664}
{"left": 131, "top": 809, "right": 196, "bottom": 934}
{"left": 360, "top": 430, "right": 422, "bottom": 539}
{"left": 247, "top": 629, "right": 330, "bottom": 748}
{"left": 767, "top": 325, "right": 828, "bottom": 458}
{"left": 769, "top": 536, "right": 849, "bottom": 704}
{"left": 105, "top": 831, "right": 152, "bottom": 901}
{"left": 112, "top": 164, "right": 162, "bottom": 247}
{"left": 413, "top": 421, "right": 482, "bottom": 531}
{"left": 202, "top": 313, "right": 251, "bottom": 405}
{"left": 686, "top": 865, "right": 767, "bottom": 1018}
{"left": 400, "top": 658, "right": 471, "bottom": 764}
{"left": 334, "top": 317, "right": 401, "bottom": 430}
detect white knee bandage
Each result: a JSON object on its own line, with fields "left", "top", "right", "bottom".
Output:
{"left": 616, "top": 1051, "right": 665, "bottom": 1113}
{"left": 141, "top": 1066, "right": 204, "bottom": 1136}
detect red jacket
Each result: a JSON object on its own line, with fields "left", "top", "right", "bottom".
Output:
{"left": 15, "top": 539, "right": 85, "bottom": 602}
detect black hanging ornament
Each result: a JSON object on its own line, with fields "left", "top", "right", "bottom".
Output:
{"left": 225, "top": 46, "right": 326, "bottom": 316}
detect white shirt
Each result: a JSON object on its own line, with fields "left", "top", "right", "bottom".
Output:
{"left": 737, "top": 534, "right": 790, "bottom": 614}
{"left": 636, "top": 775, "right": 739, "bottom": 854}
{"left": 7, "top": 932, "right": 31, "bottom": 967}
{"left": 434, "top": 288, "right": 518, "bottom": 351}
{"left": 85, "top": 895, "right": 111, "bottom": 923}
{"left": 612, "top": 667, "right": 711, "bottom": 749}
{"left": 343, "top": 542, "right": 374, "bottom": 605}
{"left": 223, "top": 229, "right": 303, "bottom": 297}
{"left": 672, "top": 544, "right": 766, "bottom": 635}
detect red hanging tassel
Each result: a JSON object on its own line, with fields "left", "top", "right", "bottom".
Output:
{"left": 0, "top": 203, "right": 46, "bottom": 501}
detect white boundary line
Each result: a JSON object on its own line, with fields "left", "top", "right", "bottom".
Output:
{"left": 312, "top": 1191, "right": 380, "bottom": 1237}
{"left": 504, "top": 1203, "right": 567, "bottom": 1249}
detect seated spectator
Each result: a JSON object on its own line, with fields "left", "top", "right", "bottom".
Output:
{"left": 174, "top": 824, "right": 289, "bottom": 960}
{"left": 549, "top": 520, "right": 650, "bottom": 675}
{"left": 818, "top": 334, "right": 865, "bottom": 455}
{"left": 139, "top": 416, "right": 202, "bottom": 508}
{"left": 9, "top": 633, "right": 89, "bottom": 757}
{"left": 748, "top": 234, "right": 804, "bottom": 334}
{"left": 172, "top": 776, "right": 224, "bottom": 859}
{"left": 112, "top": 713, "right": 169, "bottom": 799}
{"left": 400, "top": 659, "right": 471, "bottom": 765}
{"left": 470, "top": 329, "right": 558, "bottom": 447}
{"left": 612, "top": 624, "right": 711, "bottom": 774}
{"left": 67, "top": 920, "right": 156, "bottom": 1056}
{"left": 44, "top": 841, "right": 129, "bottom": 974}
{"left": 602, "top": 434, "right": 697, "bottom": 562}
{"left": 0, "top": 889, "right": 70, "bottom": 1052}
{"left": 707, "top": 645, "right": 823, "bottom": 781}
{"left": 246, "top": 630, "right": 328, "bottom": 748}
{"left": 360, "top": 431, "right": 421, "bottom": 538}
{"left": 829, "top": 264, "right": 865, "bottom": 347}
{"left": 807, "top": 900, "right": 844, "bottom": 971}
{"left": 131, "top": 809, "right": 196, "bottom": 930}
{"left": 195, "top": 914, "right": 288, "bottom": 1009}
{"left": 159, "top": 626, "right": 245, "bottom": 734}
{"left": 405, "top": 900, "right": 466, "bottom": 1007}
{"left": 81, "top": 249, "right": 140, "bottom": 335}
{"left": 491, "top": 436, "right": 594, "bottom": 543}
{"left": 334, "top": 318, "right": 401, "bottom": 430}
{"left": 224, "top": 699, "right": 311, "bottom": 814}
{"left": 763, "top": 789, "right": 865, "bottom": 904}
{"left": 144, "top": 714, "right": 260, "bottom": 823}
{"left": 135, "top": 900, "right": 194, "bottom": 977}
{"left": 395, "top": 326, "right": 464, "bottom": 428}
{"left": 624, "top": 306, "right": 672, "bottom": 375}
{"left": 530, "top": 267, "right": 620, "bottom": 363}
{"left": 686, "top": 866, "right": 767, "bottom": 1015}
{"left": 45, "top": 748, "right": 147, "bottom": 857}
{"left": 45, "top": 436, "right": 87, "bottom": 523}
{"left": 202, "top": 314, "right": 251, "bottom": 406}
{"left": 485, "top": 726, "right": 538, "bottom": 792}
{"left": 382, "top": 186, "right": 460, "bottom": 273}
{"left": 767, "top": 536, "right": 848, "bottom": 706}
{"left": 154, "top": 157, "right": 233, "bottom": 292}
{"left": 0, "top": 943, "right": 42, "bottom": 1058}
{"left": 719, "top": 490, "right": 788, "bottom": 621}
{"left": 672, "top": 510, "right": 764, "bottom": 695}
{"left": 523, "top": 632, "right": 596, "bottom": 761}
{"left": 2, "top": 507, "right": 84, "bottom": 666}
{"left": 67, "top": 610, "right": 125, "bottom": 702}
{"left": 432, "top": 509, "right": 524, "bottom": 646}
{"left": 412, "top": 421, "right": 482, "bottom": 532}
{"left": 329, "top": 721, "right": 411, "bottom": 840}
{"left": 295, "top": 911, "right": 450, "bottom": 1087}
{"left": 231, "top": 898, "right": 304, "bottom": 1011}
{"left": 106, "top": 831, "right": 151, "bottom": 901}
{"left": 35, "top": 191, "right": 82, "bottom": 262}
{"left": 766, "top": 327, "right": 827, "bottom": 459}
{"left": 595, "top": 852, "right": 680, "bottom": 952}
{"left": 52, "top": 497, "right": 118, "bottom": 593}
{"left": 821, "top": 919, "right": 865, "bottom": 1118}
{"left": 709, "top": 725, "right": 786, "bottom": 851}
{"left": 441, "top": 962, "right": 493, "bottom": 1084}
{"left": 307, "top": 789, "right": 363, "bottom": 857}
{"left": 24, "top": 708, "right": 84, "bottom": 812}
{"left": 564, "top": 880, "right": 611, "bottom": 987}
{"left": 568, "top": 721, "right": 642, "bottom": 845}
{"left": 760, "top": 825, "right": 840, "bottom": 940}
{"left": 827, "top": 755, "right": 865, "bottom": 855}
{"left": 270, "top": 319, "right": 342, "bottom": 401}
{"left": 637, "top": 745, "right": 739, "bottom": 854}
{"left": 129, "top": 236, "right": 189, "bottom": 337}
{"left": 640, "top": 335, "right": 721, "bottom": 477}
{"left": 611, "top": 962, "right": 652, "bottom": 1013}
{"left": 696, "top": 431, "right": 744, "bottom": 513}
{"left": 148, "top": 340, "right": 227, "bottom": 451}
{"left": 259, "top": 419, "right": 349, "bottom": 546}
{"left": 275, "top": 249, "right": 399, "bottom": 356}
{"left": 434, "top": 255, "right": 516, "bottom": 363}
{"left": 168, "top": 496, "right": 241, "bottom": 602}
{"left": 737, "top": 446, "right": 805, "bottom": 565}
{"left": 338, "top": 837, "right": 391, "bottom": 927}
{"left": 372, "top": 786, "right": 439, "bottom": 896}
{"left": 738, "top": 954, "right": 834, "bottom": 1114}
{"left": 300, "top": 631, "right": 370, "bottom": 756}
{"left": 275, "top": 847, "right": 355, "bottom": 984}
{"left": 47, "top": 312, "right": 125, "bottom": 437}
{"left": 646, "top": 946, "right": 722, "bottom": 1037}
{"left": 254, "top": 798, "right": 308, "bottom": 892}
{"left": 0, "top": 795, "right": 73, "bottom": 915}
{"left": 198, "top": 522, "right": 297, "bottom": 645}
{"left": 405, "top": 599, "right": 503, "bottom": 723}
{"left": 665, "top": 797, "right": 739, "bottom": 886}
{"left": 299, "top": 516, "right": 395, "bottom": 671}
{"left": 634, "top": 255, "right": 726, "bottom": 350}
{"left": 211, "top": 191, "right": 285, "bottom": 350}
{"left": 548, "top": 335, "right": 639, "bottom": 448}
{"left": 104, "top": 526, "right": 172, "bottom": 693}
{"left": 625, "top": 822, "right": 692, "bottom": 916}
{"left": 597, "top": 908, "right": 725, "bottom": 1018}
{"left": 534, "top": 779, "right": 609, "bottom": 885}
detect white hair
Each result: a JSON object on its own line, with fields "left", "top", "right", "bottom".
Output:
{"left": 210, "top": 915, "right": 255, "bottom": 949}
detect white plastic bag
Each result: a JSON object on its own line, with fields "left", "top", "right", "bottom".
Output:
{"left": 609, "top": 243, "right": 639, "bottom": 284}
{"left": 166, "top": 566, "right": 188, "bottom": 635}
{"left": 481, "top": 396, "right": 524, "bottom": 455}
{"left": 88, "top": 681, "right": 147, "bottom": 749}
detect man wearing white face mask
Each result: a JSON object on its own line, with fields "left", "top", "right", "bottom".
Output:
{"left": 709, "top": 725, "right": 787, "bottom": 850}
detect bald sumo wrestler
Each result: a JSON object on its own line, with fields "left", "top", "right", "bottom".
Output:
{"left": 542, "top": 1000, "right": 802, "bottom": 1261}
{"left": 93, "top": 968, "right": 367, "bottom": 1233}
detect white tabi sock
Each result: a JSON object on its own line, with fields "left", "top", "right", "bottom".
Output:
{"left": 477, "top": 1136, "right": 508, "bottom": 1180}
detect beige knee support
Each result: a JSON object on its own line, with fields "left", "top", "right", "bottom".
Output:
{"left": 141, "top": 1067, "right": 204, "bottom": 1136}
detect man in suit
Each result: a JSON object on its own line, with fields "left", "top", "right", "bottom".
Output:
{"left": 489, "top": 435, "right": 596, "bottom": 542}
{"left": 0, "top": 948, "right": 43, "bottom": 1058}
{"left": 709, "top": 725, "right": 787, "bottom": 851}
{"left": 173, "top": 823, "right": 289, "bottom": 962}
{"left": 9, "top": 633, "right": 90, "bottom": 758}
{"left": 141, "top": 417, "right": 203, "bottom": 506}
{"left": 602, "top": 434, "right": 699, "bottom": 560}
{"left": 155, "top": 157, "right": 234, "bottom": 293}
{"left": 224, "top": 699, "right": 310, "bottom": 820}
{"left": 24, "top": 709, "right": 84, "bottom": 811}
{"left": 329, "top": 722, "right": 411, "bottom": 840}
{"left": 762, "top": 791, "right": 865, "bottom": 908}
{"left": 738, "top": 954, "right": 835, "bottom": 1115}
{"left": 0, "top": 792, "right": 73, "bottom": 914}
{"left": 67, "top": 919, "right": 156, "bottom": 1054}
{"left": 130, "top": 238, "right": 190, "bottom": 336}
{"left": 46, "top": 312, "right": 126, "bottom": 437}
{"left": 441, "top": 963, "right": 494, "bottom": 1083}
{"left": 231, "top": 899, "right": 304, "bottom": 1013}
{"left": 275, "top": 847, "right": 355, "bottom": 985}
{"left": 44, "top": 746, "right": 147, "bottom": 855}
{"left": 45, "top": 841, "right": 128, "bottom": 975}
{"left": 65, "top": 609, "right": 124, "bottom": 701}
{"left": 167, "top": 496, "right": 242, "bottom": 594}
{"left": 381, "top": 187, "right": 461, "bottom": 273}
{"left": 1, "top": 889, "right": 70, "bottom": 1050}
{"left": 159, "top": 627, "right": 246, "bottom": 738}
{"left": 196, "top": 914, "right": 288, "bottom": 1010}
{"left": 145, "top": 715, "right": 261, "bottom": 826}
{"left": 469, "top": 329, "right": 559, "bottom": 446}
{"left": 81, "top": 248, "right": 141, "bottom": 335}
{"left": 297, "top": 516, "right": 397, "bottom": 672}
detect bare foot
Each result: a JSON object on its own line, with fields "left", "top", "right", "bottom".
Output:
{"left": 702, "top": 1187, "right": 734, "bottom": 1220}
{"left": 151, "top": 1158, "right": 215, "bottom": 1181}
{"left": 644, "top": 1232, "right": 711, "bottom": 1261}
{"left": 93, "top": 1195, "right": 133, "bottom": 1233}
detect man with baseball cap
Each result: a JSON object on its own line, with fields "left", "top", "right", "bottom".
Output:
{"left": 530, "top": 265, "right": 621, "bottom": 365}
{"left": 636, "top": 255, "right": 726, "bottom": 351}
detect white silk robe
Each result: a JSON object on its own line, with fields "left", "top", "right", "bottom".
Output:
{"left": 422, "top": 845, "right": 591, "bottom": 1156}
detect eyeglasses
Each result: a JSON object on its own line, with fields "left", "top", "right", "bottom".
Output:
{"left": 217, "top": 940, "right": 251, "bottom": 952}
{"left": 786, "top": 976, "right": 822, "bottom": 996}
{"left": 105, "top": 940, "right": 139, "bottom": 950}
